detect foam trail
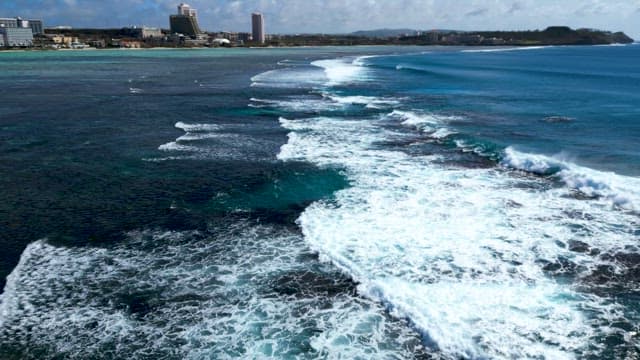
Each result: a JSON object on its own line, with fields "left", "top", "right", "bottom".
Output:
{"left": 250, "top": 97, "right": 341, "bottom": 112}
{"left": 151, "top": 121, "right": 278, "bottom": 161}
{"left": 322, "top": 93, "right": 400, "bottom": 109}
{"left": 250, "top": 67, "right": 326, "bottom": 88}
{"left": 390, "top": 110, "right": 460, "bottom": 138}
{"left": 461, "top": 46, "right": 551, "bottom": 53}
{"left": 174, "top": 121, "right": 219, "bottom": 132}
{"left": 502, "top": 147, "right": 640, "bottom": 211}
{"left": 0, "top": 226, "right": 429, "bottom": 359}
{"left": 311, "top": 57, "right": 370, "bottom": 86}
{"left": 158, "top": 141, "right": 198, "bottom": 152}
{"left": 277, "top": 113, "right": 638, "bottom": 359}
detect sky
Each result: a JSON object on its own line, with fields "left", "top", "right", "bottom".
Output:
{"left": 2, "top": 0, "right": 639, "bottom": 39}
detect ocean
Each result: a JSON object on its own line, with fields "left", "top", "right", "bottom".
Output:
{"left": 0, "top": 45, "right": 638, "bottom": 359}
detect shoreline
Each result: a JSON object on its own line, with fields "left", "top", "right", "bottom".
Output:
{"left": 0, "top": 42, "right": 635, "bottom": 54}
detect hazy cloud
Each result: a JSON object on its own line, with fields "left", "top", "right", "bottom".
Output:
{"left": 508, "top": 2, "right": 524, "bottom": 14}
{"left": 0, "top": 0, "right": 637, "bottom": 39}
{"left": 465, "top": 8, "right": 489, "bottom": 17}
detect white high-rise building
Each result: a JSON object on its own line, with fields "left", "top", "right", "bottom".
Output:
{"left": 251, "top": 12, "right": 265, "bottom": 44}
{"left": 178, "top": 3, "right": 197, "bottom": 17}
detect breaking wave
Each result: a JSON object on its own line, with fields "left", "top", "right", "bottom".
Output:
{"left": 0, "top": 225, "right": 428, "bottom": 359}
{"left": 264, "top": 54, "right": 640, "bottom": 358}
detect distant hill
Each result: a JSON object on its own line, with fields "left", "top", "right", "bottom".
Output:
{"left": 350, "top": 27, "right": 633, "bottom": 44}
{"left": 393, "top": 26, "right": 634, "bottom": 45}
{"left": 351, "top": 29, "right": 420, "bottom": 37}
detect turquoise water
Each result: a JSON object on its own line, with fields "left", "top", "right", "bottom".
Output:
{"left": 1, "top": 45, "right": 639, "bottom": 359}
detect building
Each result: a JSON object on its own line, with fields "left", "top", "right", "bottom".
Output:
{"left": 28, "top": 19, "right": 43, "bottom": 35}
{"left": 119, "top": 40, "right": 143, "bottom": 48}
{"left": 0, "top": 17, "right": 34, "bottom": 47}
{"left": 170, "top": 3, "right": 203, "bottom": 37}
{"left": 141, "top": 27, "right": 162, "bottom": 38}
{"left": 43, "top": 34, "right": 78, "bottom": 47}
{"left": 16, "top": 17, "right": 29, "bottom": 29}
{"left": 237, "top": 32, "right": 252, "bottom": 43}
{"left": 0, "top": 17, "right": 18, "bottom": 28}
{"left": 251, "top": 12, "right": 264, "bottom": 44}
{"left": 177, "top": 3, "right": 197, "bottom": 17}
{"left": 0, "top": 27, "right": 34, "bottom": 47}
{"left": 170, "top": 15, "right": 202, "bottom": 37}
{"left": 123, "top": 26, "right": 163, "bottom": 39}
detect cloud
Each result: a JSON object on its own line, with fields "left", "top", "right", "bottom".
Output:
{"left": 465, "top": 8, "right": 489, "bottom": 17}
{"left": 508, "top": 2, "right": 524, "bottom": 14}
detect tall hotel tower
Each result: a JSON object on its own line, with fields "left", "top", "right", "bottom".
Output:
{"left": 251, "top": 12, "right": 265, "bottom": 44}
{"left": 170, "top": 3, "right": 203, "bottom": 37}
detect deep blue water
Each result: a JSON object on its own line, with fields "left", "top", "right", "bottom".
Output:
{"left": 0, "top": 45, "right": 639, "bottom": 359}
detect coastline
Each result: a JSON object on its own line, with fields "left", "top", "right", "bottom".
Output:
{"left": 0, "top": 42, "right": 635, "bottom": 54}
{"left": 3, "top": 26, "right": 632, "bottom": 52}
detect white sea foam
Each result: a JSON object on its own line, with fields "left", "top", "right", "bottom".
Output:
{"left": 175, "top": 133, "right": 222, "bottom": 141}
{"left": 250, "top": 67, "right": 326, "bottom": 88}
{"left": 158, "top": 141, "right": 198, "bottom": 152}
{"left": 322, "top": 93, "right": 400, "bottom": 109}
{"left": 461, "top": 46, "right": 551, "bottom": 53}
{"left": 152, "top": 122, "right": 277, "bottom": 161}
{"left": 0, "top": 225, "right": 427, "bottom": 359}
{"left": 431, "top": 128, "right": 458, "bottom": 139}
{"left": 503, "top": 147, "right": 640, "bottom": 211}
{"left": 250, "top": 97, "right": 340, "bottom": 112}
{"left": 351, "top": 55, "right": 378, "bottom": 66}
{"left": 311, "top": 58, "right": 369, "bottom": 86}
{"left": 276, "top": 59, "right": 311, "bottom": 66}
{"left": 174, "top": 121, "right": 220, "bottom": 132}
{"left": 158, "top": 122, "right": 222, "bottom": 151}
{"left": 595, "top": 43, "right": 629, "bottom": 47}
{"left": 277, "top": 112, "right": 638, "bottom": 359}
{"left": 389, "top": 110, "right": 460, "bottom": 138}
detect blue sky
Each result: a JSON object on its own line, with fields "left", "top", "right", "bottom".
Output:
{"left": 2, "top": 0, "right": 639, "bottom": 39}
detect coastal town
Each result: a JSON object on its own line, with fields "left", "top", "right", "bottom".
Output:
{"left": 0, "top": 3, "right": 634, "bottom": 50}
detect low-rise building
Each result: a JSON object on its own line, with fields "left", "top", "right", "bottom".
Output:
{"left": 141, "top": 27, "right": 162, "bottom": 38}
{"left": 87, "top": 39, "right": 106, "bottom": 48}
{"left": 46, "top": 34, "right": 78, "bottom": 46}
{"left": 119, "top": 40, "right": 142, "bottom": 48}
{"left": 123, "top": 26, "right": 163, "bottom": 39}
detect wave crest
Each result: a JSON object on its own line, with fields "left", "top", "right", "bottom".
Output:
{"left": 502, "top": 147, "right": 640, "bottom": 210}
